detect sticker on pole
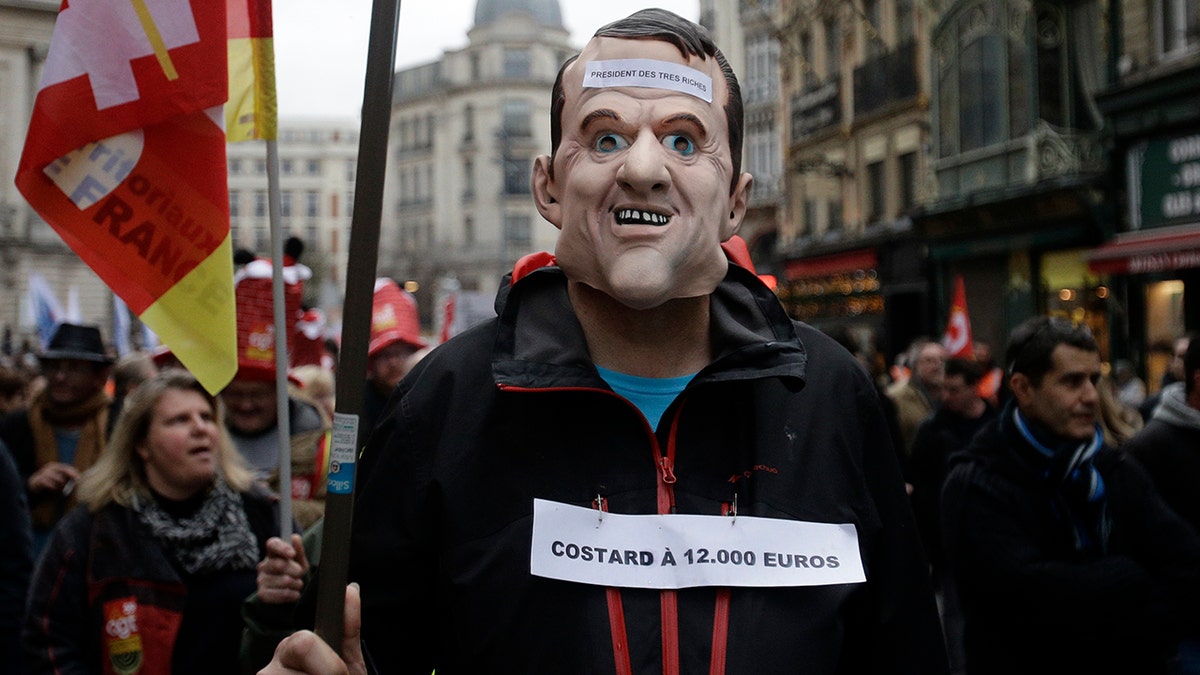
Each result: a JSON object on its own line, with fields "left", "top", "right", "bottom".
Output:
{"left": 327, "top": 413, "right": 359, "bottom": 495}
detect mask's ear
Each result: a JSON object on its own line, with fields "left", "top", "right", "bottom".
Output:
{"left": 532, "top": 155, "right": 562, "bottom": 230}
{"left": 721, "top": 172, "right": 753, "bottom": 241}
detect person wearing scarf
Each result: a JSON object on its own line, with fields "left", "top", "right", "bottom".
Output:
{"left": 941, "top": 316, "right": 1200, "bottom": 675}
{"left": 1, "top": 323, "right": 113, "bottom": 557}
{"left": 1122, "top": 336, "right": 1200, "bottom": 673}
{"left": 23, "top": 369, "right": 290, "bottom": 675}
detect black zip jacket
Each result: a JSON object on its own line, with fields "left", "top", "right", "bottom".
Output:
{"left": 350, "top": 258, "right": 947, "bottom": 675}
{"left": 941, "top": 410, "right": 1200, "bottom": 675}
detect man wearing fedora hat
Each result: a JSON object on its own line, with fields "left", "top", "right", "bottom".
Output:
{"left": 0, "top": 323, "right": 113, "bottom": 555}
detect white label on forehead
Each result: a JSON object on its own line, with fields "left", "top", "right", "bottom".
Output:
{"left": 582, "top": 58, "right": 713, "bottom": 103}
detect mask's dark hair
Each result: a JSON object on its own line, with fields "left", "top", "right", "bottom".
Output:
{"left": 1005, "top": 316, "right": 1097, "bottom": 386}
{"left": 549, "top": 8, "right": 744, "bottom": 192}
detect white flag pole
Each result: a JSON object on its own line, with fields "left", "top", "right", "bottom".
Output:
{"left": 266, "top": 137, "right": 292, "bottom": 537}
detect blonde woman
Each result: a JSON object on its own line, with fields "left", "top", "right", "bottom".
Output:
{"left": 23, "top": 369, "right": 294, "bottom": 674}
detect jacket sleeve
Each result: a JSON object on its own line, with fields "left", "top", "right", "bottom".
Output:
{"left": 23, "top": 507, "right": 94, "bottom": 675}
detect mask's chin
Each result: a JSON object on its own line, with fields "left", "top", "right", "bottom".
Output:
{"left": 557, "top": 246, "right": 728, "bottom": 311}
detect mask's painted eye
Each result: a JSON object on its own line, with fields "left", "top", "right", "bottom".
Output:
{"left": 662, "top": 134, "right": 695, "bottom": 156}
{"left": 595, "top": 134, "right": 628, "bottom": 153}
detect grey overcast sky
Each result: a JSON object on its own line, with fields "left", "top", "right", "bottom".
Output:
{"left": 272, "top": 0, "right": 701, "bottom": 119}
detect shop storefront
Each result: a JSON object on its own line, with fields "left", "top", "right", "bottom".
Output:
{"left": 1085, "top": 130, "right": 1200, "bottom": 384}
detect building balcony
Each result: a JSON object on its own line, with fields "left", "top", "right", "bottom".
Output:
{"left": 853, "top": 41, "right": 918, "bottom": 117}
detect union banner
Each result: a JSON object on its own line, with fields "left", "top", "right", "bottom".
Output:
{"left": 15, "top": 0, "right": 236, "bottom": 394}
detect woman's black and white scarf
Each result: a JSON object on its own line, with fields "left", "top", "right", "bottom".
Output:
{"left": 133, "top": 479, "right": 260, "bottom": 575}
{"left": 1012, "top": 406, "right": 1110, "bottom": 554}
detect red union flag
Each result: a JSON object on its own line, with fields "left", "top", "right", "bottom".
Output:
{"left": 15, "top": 0, "right": 236, "bottom": 393}
{"left": 941, "top": 275, "right": 974, "bottom": 359}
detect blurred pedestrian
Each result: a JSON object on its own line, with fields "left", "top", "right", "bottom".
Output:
{"left": 23, "top": 369, "right": 290, "bottom": 674}
{"left": 942, "top": 316, "right": 1200, "bottom": 675}
{"left": 907, "top": 358, "right": 997, "bottom": 673}
{"left": 222, "top": 257, "right": 330, "bottom": 530}
{"left": 0, "top": 439, "right": 32, "bottom": 675}
{"left": 887, "top": 337, "right": 948, "bottom": 457}
{"left": 106, "top": 351, "right": 158, "bottom": 438}
{"left": 1140, "top": 335, "right": 1191, "bottom": 421}
{"left": 1123, "top": 336, "right": 1200, "bottom": 673}
{"left": 0, "top": 323, "right": 113, "bottom": 556}
{"left": 363, "top": 278, "right": 428, "bottom": 438}
{"left": 0, "top": 365, "right": 30, "bottom": 418}
{"left": 1113, "top": 359, "right": 1147, "bottom": 410}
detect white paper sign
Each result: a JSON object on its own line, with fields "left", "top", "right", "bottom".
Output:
{"left": 582, "top": 58, "right": 713, "bottom": 102}
{"left": 530, "top": 499, "right": 865, "bottom": 589}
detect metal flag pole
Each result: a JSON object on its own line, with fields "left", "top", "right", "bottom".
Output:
{"left": 266, "top": 137, "right": 293, "bottom": 538}
{"left": 314, "top": 0, "right": 402, "bottom": 652}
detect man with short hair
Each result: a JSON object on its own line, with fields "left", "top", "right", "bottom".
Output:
{"left": 942, "top": 316, "right": 1200, "bottom": 674}
{"left": 0, "top": 323, "right": 112, "bottom": 555}
{"left": 262, "top": 10, "right": 947, "bottom": 674}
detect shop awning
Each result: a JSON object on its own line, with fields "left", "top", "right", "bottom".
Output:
{"left": 1086, "top": 226, "right": 1200, "bottom": 274}
{"left": 785, "top": 248, "right": 878, "bottom": 279}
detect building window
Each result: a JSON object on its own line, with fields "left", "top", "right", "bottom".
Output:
{"left": 502, "top": 99, "right": 532, "bottom": 138}
{"left": 463, "top": 159, "right": 475, "bottom": 199}
{"left": 463, "top": 104, "right": 475, "bottom": 142}
{"left": 799, "top": 31, "right": 816, "bottom": 91}
{"left": 745, "top": 34, "right": 779, "bottom": 104}
{"left": 935, "top": 1, "right": 1036, "bottom": 158}
{"left": 504, "top": 156, "right": 530, "bottom": 195}
{"left": 865, "top": 160, "right": 885, "bottom": 224}
{"left": 255, "top": 159, "right": 267, "bottom": 175}
{"left": 804, "top": 198, "right": 818, "bottom": 234}
{"left": 503, "top": 213, "right": 532, "bottom": 251}
{"left": 1157, "top": 0, "right": 1200, "bottom": 58}
{"left": 464, "top": 216, "right": 475, "bottom": 246}
{"left": 305, "top": 190, "right": 319, "bottom": 218}
{"left": 280, "top": 190, "right": 293, "bottom": 219}
{"left": 255, "top": 225, "right": 268, "bottom": 251}
{"left": 229, "top": 159, "right": 242, "bottom": 175}
{"left": 281, "top": 159, "right": 294, "bottom": 175}
{"left": 306, "top": 225, "right": 319, "bottom": 248}
{"left": 346, "top": 159, "right": 356, "bottom": 184}
{"left": 896, "top": 0, "right": 915, "bottom": 43}
{"left": 898, "top": 152, "right": 917, "bottom": 212}
{"left": 504, "top": 48, "right": 531, "bottom": 78}
{"left": 254, "top": 190, "right": 268, "bottom": 218}
{"left": 229, "top": 191, "right": 241, "bottom": 218}
{"left": 306, "top": 159, "right": 320, "bottom": 175}
{"left": 864, "top": 0, "right": 883, "bottom": 57}
{"left": 829, "top": 199, "right": 844, "bottom": 232}
{"left": 823, "top": 17, "right": 840, "bottom": 82}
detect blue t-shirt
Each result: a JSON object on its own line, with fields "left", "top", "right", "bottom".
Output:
{"left": 596, "top": 366, "right": 695, "bottom": 431}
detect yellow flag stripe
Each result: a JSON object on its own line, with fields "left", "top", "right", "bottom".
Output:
{"left": 226, "top": 37, "right": 277, "bottom": 143}
{"left": 131, "top": 0, "right": 179, "bottom": 80}
{"left": 140, "top": 237, "right": 238, "bottom": 394}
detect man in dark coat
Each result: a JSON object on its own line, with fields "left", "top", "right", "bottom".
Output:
{"left": 942, "top": 316, "right": 1200, "bottom": 675}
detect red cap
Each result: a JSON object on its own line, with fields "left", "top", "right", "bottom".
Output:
{"left": 368, "top": 278, "right": 426, "bottom": 358}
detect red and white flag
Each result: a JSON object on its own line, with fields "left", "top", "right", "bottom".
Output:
{"left": 15, "top": 0, "right": 236, "bottom": 393}
{"left": 942, "top": 275, "right": 974, "bottom": 359}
